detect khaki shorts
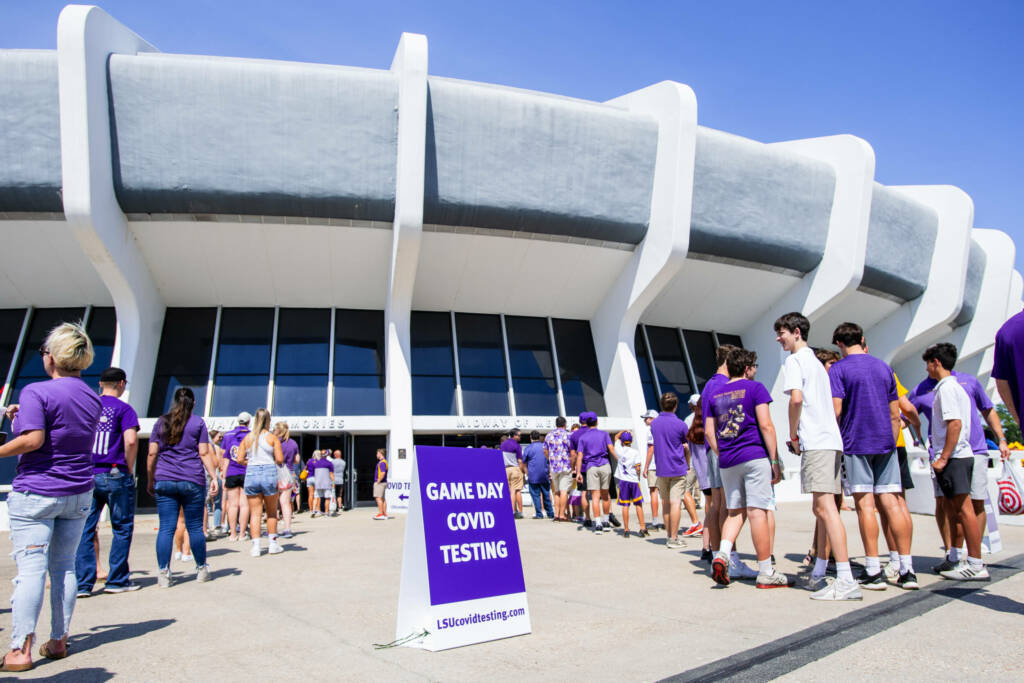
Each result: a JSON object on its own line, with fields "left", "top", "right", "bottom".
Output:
{"left": 684, "top": 468, "right": 699, "bottom": 492}
{"left": 656, "top": 475, "right": 686, "bottom": 506}
{"left": 800, "top": 449, "right": 842, "bottom": 494}
{"left": 506, "top": 466, "right": 524, "bottom": 492}
{"left": 373, "top": 481, "right": 387, "bottom": 499}
{"left": 552, "top": 470, "right": 573, "bottom": 492}
{"left": 646, "top": 470, "right": 658, "bottom": 488}
{"left": 585, "top": 464, "right": 611, "bottom": 490}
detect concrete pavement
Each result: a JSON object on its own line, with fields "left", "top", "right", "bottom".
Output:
{"left": 0, "top": 501, "right": 1021, "bottom": 681}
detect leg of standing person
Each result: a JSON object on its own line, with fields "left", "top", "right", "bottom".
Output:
{"left": 541, "top": 484, "right": 554, "bottom": 518}
{"left": 265, "top": 493, "right": 282, "bottom": 553}
{"left": 74, "top": 481, "right": 107, "bottom": 596}
{"left": 44, "top": 493, "right": 92, "bottom": 655}
{"left": 528, "top": 484, "right": 544, "bottom": 518}
{"left": 226, "top": 486, "right": 239, "bottom": 540}
{"left": 102, "top": 470, "right": 136, "bottom": 591}
{"left": 239, "top": 488, "right": 250, "bottom": 537}
{"left": 279, "top": 484, "right": 293, "bottom": 535}
{"left": 180, "top": 483, "right": 208, "bottom": 574}
{"left": 247, "top": 495, "right": 264, "bottom": 554}
{"left": 154, "top": 482, "right": 179, "bottom": 586}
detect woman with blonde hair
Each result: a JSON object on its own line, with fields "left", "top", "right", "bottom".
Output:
{"left": 236, "top": 409, "right": 284, "bottom": 557}
{"left": 273, "top": 422, "right": 298, "bottom": 538}
{"left": 0, "top": 322, "right": 99, "bottom": 671}
{"left": 148, "top": 387, "right": 219, "bottom": 588}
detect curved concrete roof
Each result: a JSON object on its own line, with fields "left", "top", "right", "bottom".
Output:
{"left": 954, "top": 239, "right": 986, "bottom": 327}
{"left": 861, "top": 183, "right": 939, "bottom": 301}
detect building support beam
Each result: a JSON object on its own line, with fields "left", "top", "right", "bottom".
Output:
{"left": 592, "top": 81, "right": 697, "bottom": 456}
{"left": 57, "top": 5, "right": 164, "bottom": 415}
{"left": 383, "top": 32, "right": 428, "bottom": 513}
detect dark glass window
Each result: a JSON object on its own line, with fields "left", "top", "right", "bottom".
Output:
{"left": 455, "top": 314, "right": 508, "bottom": 415}
{"left": 716, "top": 333, "right": 744, "bottom": 349}
{"left": 0, "top": 309, "right": 27, "bottom": 388}
{"left": 634, "top": 327, "right": 659, "bottom": 410}
{"left": 274, "top": 308, "right": 329, "bottom": 416}
{"left": 551, "top": 318, "right": 606, "bottom": 415}
{"left": 411, "top": 312, "right": 456, "bottom": 415}
{"left": 334, "top": 309, "right": 386, "bottom": 415}
{"left": 81, "top": 307, "right": 117, "bottom": 388}
{"left": 683, "top": 330, "right": 718, "bottom": 391}
{"left": 506, "top": 316, "right": 558, "bottom": 416}
{"left": 149, "top": 308, "right": 217, "bottom": 416}
{"left": 8, "top": 307, "right": 86, "bottom": 404}
{"left": 646, "top": 326, "right": 693, "bottom": 413}
{"left": 211, "top": 308, "right": 274, "bottom": 416}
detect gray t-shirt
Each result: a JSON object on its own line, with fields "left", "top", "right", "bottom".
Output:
{"left": 314, "top": 466, "right": 333, "bottom": 490}
{"left": 331, "top": 457, "right": 346, "bottom": 478}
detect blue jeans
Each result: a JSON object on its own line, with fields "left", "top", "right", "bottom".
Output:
{"left": 75, "top": 471, "right": 136, "bottom": 591}
{"left": 154, "top": 480, "right": 207, "bottom": 569}
{"left": 243, "top": 464, "right": 278, "bottom": 496}
{"left": 7, "top": 490, "right": 92, "bottom": 650}
{"left": 528, "top": 482, "right": 554, "bottom": 518}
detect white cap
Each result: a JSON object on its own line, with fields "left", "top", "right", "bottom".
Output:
{"left": 688, "top": 393, "right": 701, "bottom": 406}
{"left": 237, "top": 411, "right": 252, "bottom": 424}
{"left": 641, "top": 409, "right": 659, "bottom": 419}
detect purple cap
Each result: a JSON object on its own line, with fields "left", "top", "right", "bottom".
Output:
{"left": 585, "top": 411, "right": 598, "bottom": 422}
{"left": 578, "top": 412, "right": 588, "bottom": 423}
{"left": 621, "top": 431, "right": 633, "bottom": 442}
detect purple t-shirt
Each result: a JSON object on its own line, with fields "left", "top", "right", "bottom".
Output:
{"left": 829, "top": 354, "right": 898, "bottom": 455}
{"left": 152, "top": 413, "right": 210, "bottom": 488}
{"left": 568, "top": 425, "right": 588, "bottom": 453}
{"left": 909, "top": 371, "right": 992, "bottom": 455}
{"left": 708, "top": 379, "right": 772, "bottom": 468}
{"left": 11, "top": 377, "right": 101, "bottom": 497}
{"left": 376, "top": 459, "right": 388, "bottom": 482}
{"left": 701, "top": 373, "right": 729, "bottom": 423}
{"left": 577, "top": 428, "right": 612, "bottom": 472}
{"left": 280, "top": 438, "right": 300, "bottom": 467}
{"left": 993, "top": 310, "right": 1024, "bottom": 424}
{"left": 650, "top": 411, "right": 689, "bottom": 477}
{"left": 92, "top": 394, "right": 140, "bottom": 472}
{"left": 221, "top": 425, "right": 250, "bottom": 477}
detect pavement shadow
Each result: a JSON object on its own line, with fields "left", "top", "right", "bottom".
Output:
{"left": 68, "top": 618, "right": 175, "bottom": 654}
{"left": 18, "top": 667, "right": 114, "bottom": 682}
{"left": 205, "top": 548, "right": 234, "bottom": 557}
{"left": 933, "top": 587, "right": 1024, "bottom": 615}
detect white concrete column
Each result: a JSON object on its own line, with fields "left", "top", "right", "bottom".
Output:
{"left": 738, "top": 135, "right": 876, "bottom": 480}
{"left": 867, "top": 186, "right": 973, "bottom": 367}
{"left": 57, "top": 5, "right": 164, "bottom": 416}
{"left": 592, "top": 81, "right": 698, "bottom": 455}
{"left": 383, "top": 33, "right": 427, "bottom": 513}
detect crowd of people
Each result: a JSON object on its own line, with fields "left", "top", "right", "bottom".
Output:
{"left": 2, "top": 307, "right": 1023, "bottom": 669}
{"left": 498, "top": 313, "right": 1016, "bottom": 601}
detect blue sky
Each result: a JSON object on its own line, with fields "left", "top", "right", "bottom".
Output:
{"left": 4, "top": 1, "right": 1022, "bottom": 272}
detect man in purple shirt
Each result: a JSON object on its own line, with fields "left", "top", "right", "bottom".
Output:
{"left": 220, "top": 412, "right": 251, "bottom": 539}
{"left": 74, "top": 367, "right": 140, "bottom": 595}
{"left": 570, "top": 412, "right": 592, "bottom": 527}
{"left": 576, "top": 416, "right": 616, "bottom": 533}
{"left": 830, "top": 322, "right": 913, "bottom": 589}
{"left": 501, "top": 430, "right": 525, "bottom": 519}
{"left": 908, "top": 343, "right": 1011, "bottom": 572}
{"left": 647, "top": 393, "right": 690, "bottom": 549}
{"left": 993, "top": 309, "right": 1024, "bottom": 428}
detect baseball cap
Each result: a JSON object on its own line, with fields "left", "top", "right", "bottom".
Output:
{"left": 578, "top": 412, "right": 588, "bottom": 423}
{"left": 584, "top": 411, "right": 598, "bottom": 423}
{"left": 688, "top": 393, "right": 701, "bottom": 406}
{"left": 237, "top": 411, "right": 252, "bottom": 424}
{"left": 641, "top": 409, "right": 658, "bottom": 419}
{"left": 621, "top": 431, "right": 633, "bottom": 442}
{"left": 99, "top": 367, "right": 127, "bottom": 383}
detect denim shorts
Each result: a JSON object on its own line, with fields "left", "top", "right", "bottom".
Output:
{"left": 244, "top": 464, "right": 278, "bottom": 496}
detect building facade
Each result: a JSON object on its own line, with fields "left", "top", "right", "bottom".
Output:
{"left": 1, "top": 5, "right": 1020, "bottom": 510}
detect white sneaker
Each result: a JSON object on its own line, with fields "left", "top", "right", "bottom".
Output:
{"left": 940, "top": 562, "right": 990, "bottom": 581}
{"left": 756, "top": 569, "right": 791, "bottom": 589}
{"left": 158, "top": 569, "right": 172, "bottom": 589}
{"left": 196, "top": 565, "right": 211, "bottom": 583}
{"left": 810, "top": 578, "right": 862, "bottom": 601}
{"left": 250, "top": 544, "right": 261, "bottom": 557}
{"left": 730, "top": 560, "right": 759, "bottom": 580}
{"left": 174, "top": 551, "right": 182, "bottom": 561}
{"left": 883, "top": 559, "right": 900, "bottom": 582}
{"left": 665, "top": 538, "right": 686, "bottom": 549}
{"left": 802, "top": 574, "right": 829, "bottom": 592}
{"left": 268, "top": 542, "right": 284, "bottom": 555}
{"left": 181, "top": 554, "right": 194, "bottom": 564}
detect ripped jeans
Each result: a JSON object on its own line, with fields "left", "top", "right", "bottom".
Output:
{"left": 7, "top": 490, "right": 92, "bottom": 650}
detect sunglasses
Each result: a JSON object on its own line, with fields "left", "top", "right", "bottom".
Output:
{"left": 38, "top": 346, "right": 49, "bottom": 358}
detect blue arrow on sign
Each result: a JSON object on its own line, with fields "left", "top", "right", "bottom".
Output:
{"left": 399, "top": 494, "right": 409, "bottom": 501}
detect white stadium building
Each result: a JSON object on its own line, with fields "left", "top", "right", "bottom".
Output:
{"left": 1, "top": 5, "right": 1020, "bottom": 511}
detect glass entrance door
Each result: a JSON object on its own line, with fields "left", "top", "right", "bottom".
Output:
{"left": 353, "top": 434, "right": 387, "bottom": 505}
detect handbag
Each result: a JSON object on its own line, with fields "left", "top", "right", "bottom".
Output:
{"left": 277, "top": 464, "right": 294, "bottom": 490}
{"left": 997, "top": 459, "right": 1024, "bottom": 515}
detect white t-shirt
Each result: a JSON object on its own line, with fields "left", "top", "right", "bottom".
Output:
{"left": 931, "top": 375, "right": 974, "bottom": 460}
{"left": 645, "top": 426, "right": 656, "bottom": 472}
{"left": 614, "top": 444, "right": 641, "bottom": 483}
{"left": 782, "top": 346, "right": 843, "bottom": 451}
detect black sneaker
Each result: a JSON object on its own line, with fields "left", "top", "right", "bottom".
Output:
{"left": 608, "top": 513, "right": 622, "bottom": 528}
{"left": 896, "top": 571, "right": 919, "bottom": 590}
{"left": 700, "top": 548, "right": 713, "bottom": 563}
{"left": 583, "top": 519, "right": 593, "bottom": 528}
{"left": 639, "top": 528, "right": 650, "bottom": 538}
{"left": 932, "top": 558, "right": 957, "bottom": 574}
{"left": 622, "top": 530, "right": 630, "bottom": 539}
{"left": 857, "top": 570, "right": 887, "bottom": 591}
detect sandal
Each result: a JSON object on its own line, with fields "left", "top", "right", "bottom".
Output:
{"left": 0, "top": 655, "right": 32, "bottom": 672}
{"left": 39, "top": 641, "right": 67, "bottom": 660}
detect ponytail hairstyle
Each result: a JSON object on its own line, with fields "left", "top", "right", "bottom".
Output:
{"left": 687, "top": 400, "right": 706, "bottom": 446}
{"left": 161, "top": 387, "right": 195, "bottom": 446}
{"left": 273, "top": 421, "right": 290, "bottom": 442}
{"left": 250, "top": 408, "right": 271, "bottom": 452}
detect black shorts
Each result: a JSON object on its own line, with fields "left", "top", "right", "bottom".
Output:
{"left": 936, "top": 457, "right": 973, "bottom": 498}
{"left": 225, "top": 474, "right": 245, "bottom": 489}
{"left": 897, "top": 446, "right": 914, "bottom": 491}
{"left": 702, "top": 488, "right": 713, "bottom": 497}
{"left": 334, "top": 484, "right": 343, "bottom": 497}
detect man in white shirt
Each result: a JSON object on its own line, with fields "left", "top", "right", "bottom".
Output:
{"left": 776, "top": 313, "right": 861, "bottom": 600}
{"left": 923, "top": 344, "right": 988, "bottom": 580}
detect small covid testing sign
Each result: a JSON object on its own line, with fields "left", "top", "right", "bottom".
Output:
{"left": 395, "top": 446, "right": 530, "bottom": 650}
